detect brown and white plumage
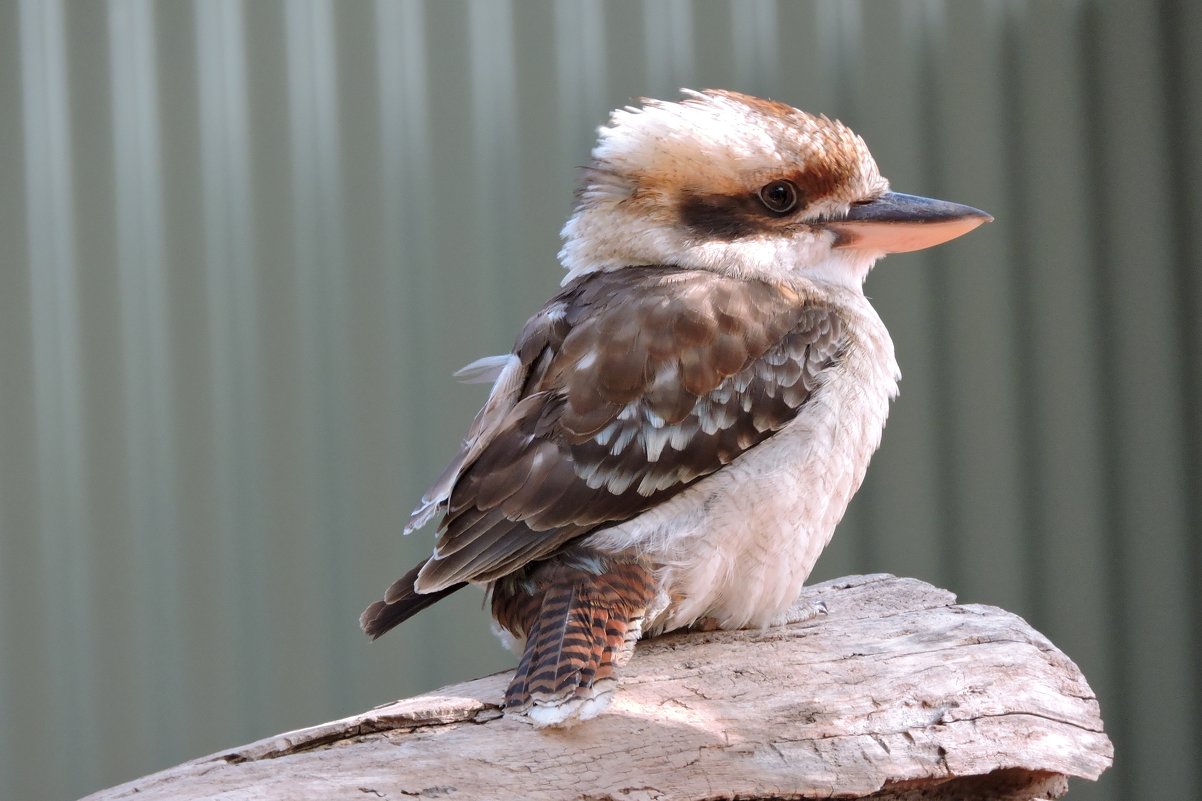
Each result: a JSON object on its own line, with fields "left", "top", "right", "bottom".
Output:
{"left": 361, "top": 89, "right": 990, "bottom": 726}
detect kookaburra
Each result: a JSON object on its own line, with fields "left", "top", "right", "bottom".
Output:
{"left": 361, "top": 90, "right": 991, "bottom": 726}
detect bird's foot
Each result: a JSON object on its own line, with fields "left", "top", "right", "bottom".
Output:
{"left": 688, "top": 616, "right": 724, "bottom": 632}
{"left": 770, "top": 597, "right": 828, "bottom": 628}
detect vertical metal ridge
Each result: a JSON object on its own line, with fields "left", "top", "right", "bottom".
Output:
{"left": 0, "top": 0, "right": 34, "bottom": 793}
{"left": 642, "top": 0, "right": 696, "bottom": 96}
{"left": 554, "top": 0, "right": 608, "bottom": 167}
{"left": 729, "top": 0, "right": 780, "bottom": 91}
{"left": 913, "top": 1, "right": 1032, "bottom": 612}
{"left": 195, "top": 0, "right": 268, "bottom": 730}
{"left": 996, "top": 0, "right": 1043, "bottom": 630}
{"left": 1077, "top": 5, "right": 1128, "bottom": 798}
{"left": 1147, "top": 0, "right": 1202, "bottom": 795}
{"left": 375, "top": 0, "right": 434, "bottom": 466}
{"left": 913, "top": 0, "right": 960, "bottom": 590}
{"left": 997, "top": 0, "right": 1050, "bottom": 624}
{"left": 1159, "top": 0, "right": 1202, "bottom": 778}
{"left": 372, "top": 0, "right": 446, "bottom": 686}
{"left": 107, "top": 0, "right": 184, "bottom": 767}
{"left": 384, "top": 0, "right": 442, "bottom": 463}
{"left": 940, "top": 2, "right": 1029, "bottom": 614}
{"left": 284, "top": 0, "right": 353, "bottom": 705}
{"left": 1081, "top": 0, "right": 1196, "bottom": 796}
{"left": 18, "top": 0, "right": 100, "bottom": 793}
{"left": 815, "top": 0, "right": 864, "bottom": 119}
{"left": 467, "top": 0, "right": 519, "bottom": 334}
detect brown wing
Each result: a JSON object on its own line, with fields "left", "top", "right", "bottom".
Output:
{"left": 413, "top": 266, "right": 849, "bottom": 592}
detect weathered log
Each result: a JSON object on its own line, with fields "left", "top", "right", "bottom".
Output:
{"left": 82, "top": 574, "right": 1112, "bottom": 800}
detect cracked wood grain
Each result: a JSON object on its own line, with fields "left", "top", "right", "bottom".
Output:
{"left": 80, "top": 574, "right": 1112, "bottom": 801}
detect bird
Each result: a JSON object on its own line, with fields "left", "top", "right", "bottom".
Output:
{"left": 361, "top": 89, "right": 991, "bottom": 727}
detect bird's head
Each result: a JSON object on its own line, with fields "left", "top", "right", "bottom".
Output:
{"left": 559, "top": 89, "right": 990, "bottom": 288}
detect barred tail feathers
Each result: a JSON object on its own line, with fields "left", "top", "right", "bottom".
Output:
{"left": 497, "top": 562, "right": 656, "bottom": 727}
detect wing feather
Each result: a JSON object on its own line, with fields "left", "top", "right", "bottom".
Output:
{"left": 411, "top": 267, "right": 849, "bottom": 592}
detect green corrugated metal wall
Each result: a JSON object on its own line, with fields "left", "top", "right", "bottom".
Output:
{"left": 1, "top": 1, "right": 1197, "bottom": 799}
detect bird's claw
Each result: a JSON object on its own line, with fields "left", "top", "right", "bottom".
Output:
{"left": 771, "top": 598, "right": 829, "bottom": 627}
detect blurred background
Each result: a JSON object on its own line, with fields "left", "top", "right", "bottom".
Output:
{"left": 1, "top": 0, "right": 1198, "bottom": 798}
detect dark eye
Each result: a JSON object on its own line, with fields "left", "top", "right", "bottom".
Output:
{"left": 758, "top": 180, "right": 799, "bottom": 214}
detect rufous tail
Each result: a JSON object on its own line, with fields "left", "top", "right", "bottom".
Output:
{"left": 494, "top": 562, "right": 656, "bottom": 727}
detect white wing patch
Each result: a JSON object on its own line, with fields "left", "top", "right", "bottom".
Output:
{"left": 569, "top": 328, "right": 839, "bottom": 501}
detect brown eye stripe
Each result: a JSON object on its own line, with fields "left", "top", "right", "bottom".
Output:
{"left": 677, "top": 191, "right": 780, "bottom": 241}
{"left": 676, "top": 143, "right": 862, "bottom": 242}
{"left": 676, "top": 189, "right": 828, "bottom": 242}
{"left": 676, "top": 174, "right": 825, "bottom": 242}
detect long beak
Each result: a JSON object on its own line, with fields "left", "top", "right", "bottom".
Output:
{"left": 828, "top": 192, "right": 992, "bottom": 254}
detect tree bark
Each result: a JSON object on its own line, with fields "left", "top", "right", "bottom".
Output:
{"left": 82, "top": 574, "right": 1112, "bottom": 801}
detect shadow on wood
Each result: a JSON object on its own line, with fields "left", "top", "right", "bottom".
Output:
{"left": 82, "top": 575, "right": 1112, "bottom": 800}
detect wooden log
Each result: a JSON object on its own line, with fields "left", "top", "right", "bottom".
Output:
{"left": 82, "top": 574, "right": 1112, "bottom": 800}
